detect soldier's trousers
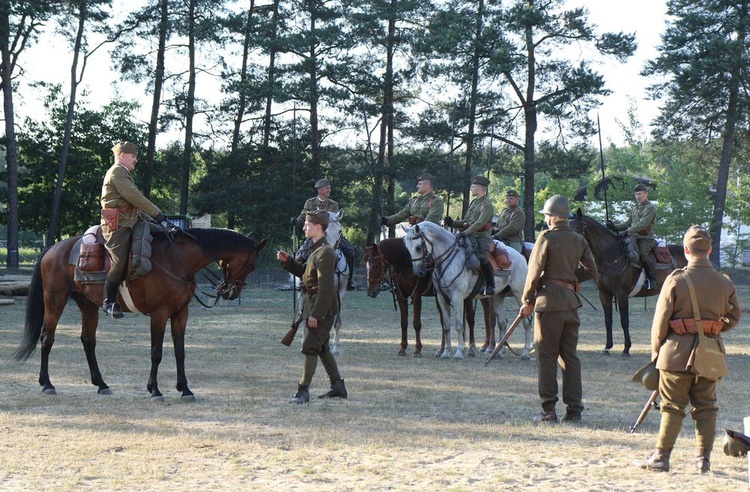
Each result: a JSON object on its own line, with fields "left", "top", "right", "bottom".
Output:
{"left": 534, "top": 309, "right": 583, "bottom": 414}
{"left": 103, "top": 226, "right": 132, "bottom": 283}
{"left": 656, "top": 370, "right": 718, "bottom": 450}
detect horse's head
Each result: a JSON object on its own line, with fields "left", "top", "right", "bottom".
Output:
{"left": 217, "top": 236, "right": 268, "bottom": 300}
{"left": 325, "top": 210, "right": 343, "bottom": 249}
{"left": 364, "top": 243, "right": 386, "bottom": 298}
{"left": 403, "top": 223, "right": 432, "bottom": 277}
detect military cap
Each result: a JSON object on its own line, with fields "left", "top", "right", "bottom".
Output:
{"left": 631, "top": 360, "right": 659, "bottom": 391}
{"left": 416, "top": 173, "right": 436, "bottom": 184}
{"left": 506, "top": 189, "right": 520, "bottom": 198}
{"left": 684, "top": 225, "right": 711, "bottom": 251}
{"left": 634, "top": 183, "right": 648, "bottom": 192}
{"left": 314, "top": 178, "right": 331, "bottom": 189}
{"left": 306, "top": 210, "right": 329, "bottom": 226}
{"left": 471, "top": 175, "right": 490, "bottom": 186}
{"left": 112, "top": 141, "right": 138, "bottom": 155}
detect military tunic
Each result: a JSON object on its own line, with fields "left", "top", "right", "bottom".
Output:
{"left": 100, "top": 163, "right": 162, "bottom": 282}
{"left": 455, "top": 195, "right": 494, "bottom": 262}
{"left": 493, "top": 205, "right": 525, "bottom": 253}
{"left": 384, "top": 192, "right": 444, "bottom": 226}
{"left": 282, "top": 236, "right": 340, "bottom": 355}
{"left": 296, "top": 197, "right": 339, "bottom": 229}
{"left": 523, "top": 222, "right": 597, "bottom": 415}
{"left": 650, "top": 258, "right": 741, "bottom": 450}
{"left": 614, "top": 199, "right": 657, "bottom": 262}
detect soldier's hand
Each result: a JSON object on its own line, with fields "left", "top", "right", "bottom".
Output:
{"left": 155, "top": 212, "right": 166, "bottom": 223}
{"left": 277, "top": 251, "right": 289, "bottom": 262}
{"left": 443, "top": 216, "right": 454, "bottom": 227}
{"left": 380, "top": 216, "right": 388, "bottom": 226}
{"left": 455, "top": 231, "right": 466, "bottom": 238}
{"left": 619, "top": 230, "right": 628, "bottom": 237}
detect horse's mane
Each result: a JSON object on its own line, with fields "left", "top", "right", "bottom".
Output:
{"left": 167, "top": 228, "right": 258, "bottom": 257}
{"left": 377, "top": 238, "right": 412, "bottom": 271}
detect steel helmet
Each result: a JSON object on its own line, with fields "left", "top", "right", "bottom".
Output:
{"left": 539, "top": 195, "right": 571, "bottom": 217}
{"left": 723, "top": 429, "right": 750, "bottom": 457}
{"left": 631, "top": 360, "right": 659, "bottom": 391}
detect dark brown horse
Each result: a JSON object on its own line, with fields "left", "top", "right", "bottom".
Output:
{"left": 363, "top": 238, "right": 482, "bottom": 357}
{"left": 570, "top": 210, "right": 686, "bottom": 355}
{"left": 14, "top": 228, "right": 267, "bottom": 400}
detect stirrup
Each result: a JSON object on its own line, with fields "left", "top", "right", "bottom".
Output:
{"left": 103, "top": 302, "right": 124, "bottom": 319}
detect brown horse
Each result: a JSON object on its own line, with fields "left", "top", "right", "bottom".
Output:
{"left": 570, "top": 210, "right": 686, "bottom": 355}
{"left": 14, "top": 228, "right": 267, "bottom": 400}
{"left": 364, "top": 238, "right": 482, "bottom": 357}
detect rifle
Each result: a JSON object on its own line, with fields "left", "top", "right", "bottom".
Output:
{"left": 281, "top": 312, "right": 305, "bottom": 347}
{"left": 484, "top": 314, "right": 526, "bottom": 366}
{"left": 597, "top": 114, "right": 610, "bottom": 225}
{"left": 629, "top": 389, "right": 660, "bottom": 433}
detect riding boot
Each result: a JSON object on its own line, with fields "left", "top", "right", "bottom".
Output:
{"left": 289, "top": 384, "right": 310, "bottom": 404}
{"left": 643, "top": 259, "right": 657, "bottom": 290}
{"left": 102, "top": 280, "right": 123, "bottom": 319}
{"left": 480, "top": 262, "right": 495, "bottom": 296}
{"left": 346, "top": 257, "right": 357, "bottom": 291}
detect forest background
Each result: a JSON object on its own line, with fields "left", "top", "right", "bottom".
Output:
{"left": 2, "top": 0, "right": 750, "bottom": 270}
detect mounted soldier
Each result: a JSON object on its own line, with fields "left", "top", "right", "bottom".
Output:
{"left": 492, "top": 189, "right": 525, "bottom": 254}
{"left": 292, "top": 178, "right": 357, "bottom": 291}
{"left": 380, "top": 173, "right": 444, "bottom": 227}
{"left": 607, "top": 183, "right": 657, "bottom": 289}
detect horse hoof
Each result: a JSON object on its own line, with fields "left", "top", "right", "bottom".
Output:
{"left": 620, "top": 351, "right": 630, "bottom": 358}
{"left": 98, "top": 388, "right": 113, "bottom": 395}
{"left": 467, "top": 349, "right": 476, "bottom": 358}
{"left": 521, "top": 355, "right": 531, "bottom": 361}
{"left": 181, "top": 394, "right": 196, "bottom": 402}
{"left": 600, "top": 349, "right": 611, "bottom": 355}
{"left": 440, "top": 351, "right": 450, "bottom": 359}
{"left": 453, "top": 352, "right": 464, "bottom": 360}
{"left": 151, "top": 395, "right": 165, "bottom": 402}
{"left": 331, "top": 346, "right": 341, "bottom": 356}
{"left": 397, "top": 351, "right": 406, "bottom": 357}
{"left": 42, "top": 388, "right": 56, "bottom": 396}
{"left": 413, "top": 352, "right": 422, "bottom": 358}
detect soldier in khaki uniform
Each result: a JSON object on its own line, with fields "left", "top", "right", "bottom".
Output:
{"left": 292, "top": 178, "right": 357, "bottom": 290}
{"left": 607, "top": 183, "right": 657, "bottom": 289}
{"left": 380, "top": 173, "right": 444, "bottom": 227}
{"left": 444, "top": 175, "right": 495, "bottom": 295}
{"left": 519, "top": 195, "right": 597, "bottom": 423}
{"left": 100, "top": 141, "right": 167, "bottom": 319}
{"left": 277, "top": 210, "right": 347, "bottom": 404}
{"left": 634, "top": 225, "right": 741, "bottom": 473}
{"left": 492, "top": 189, "right": 525, "bottom": 253}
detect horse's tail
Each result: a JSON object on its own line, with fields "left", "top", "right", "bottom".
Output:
{"left": 14, "top": 261, "right": 44, "bottom": 362}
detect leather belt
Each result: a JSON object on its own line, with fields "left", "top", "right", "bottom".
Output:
{"left": 544, "top": 278, "right": 581, "bottom": 293}
{"left": 301, "top": 285, "right": 319, "bottom": 295}
{"left": 668, "top": 318, "right": 723, "bottom": 337}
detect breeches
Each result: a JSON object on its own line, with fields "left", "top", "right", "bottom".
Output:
{"left": 470, "top": 235, "right": 491, "bottom": 263}
{"left": 103, "top": 227, "right": 132, "bottom": 283}
{"left": 636, "top": 238, "right": 655, "bottom": 263}
{"left": 301, "top": 316, "right": 334, "bottom": 355}
{"left": 659, "top": 370, "right": 718, "bottom": 421}
{"left": 534, "top": 309, "right": 583, "bottom": 413}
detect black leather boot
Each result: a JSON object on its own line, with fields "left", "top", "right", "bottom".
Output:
{"left": 318, "top": 379, "right": 347, "bottom": 399}
{"left": 696, "top": 447, "right": 711, "bottom": 473}
{"left": 480, "top": 262, "right": 495, "bottom": 296}
{"left": 289, "top": 384, "right": 310, "bottom": 404}
{"left": 643, "top": 260, "right": 657, "bottom": 290}
{"left": 633, "top": 448, "right": 671, "bottom": 472}
{"left": 102, "top": 280, "right": 123, "bottom": 319}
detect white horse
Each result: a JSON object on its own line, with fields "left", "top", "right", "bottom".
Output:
{"left": 403, "top": 221, "right": 531, "bottom": 360}
{"left": 325, "top": 210, "right": 348, "bottom": 355}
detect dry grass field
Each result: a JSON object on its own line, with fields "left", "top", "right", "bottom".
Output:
{"left": 1, "top": 276, "right": 750, "bottom": 491}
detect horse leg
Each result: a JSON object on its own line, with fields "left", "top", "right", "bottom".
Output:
{"left": 436, "top": 294, "right": 452, "bottom": 358}
{"left": 452, "top": 295, "right": 465, "bottom": 360}
{"left": 397, "top": 295, "right": 409, "bottom": 356}
{"left": 412, "top": 294, "right": 423, "bottom": 358}
{"left": 617, "top": 294, "right": 632, "bottom": 356}
{"left": 170, "top": 305, "right": 195, "bottom": 400}
{"left": 38, "top": 293, "right": 67, "bottom": 395}
{"left": 435, "top": 296, "right": 447, "bottom": 358}
{"left": 599, "top": 290, "right": 615, "bottom": 353}
{"left": 464, "top": 299, "right": 476, "bottom": 358}
{"left": 331, "top": 313, "right": 342, "bottom": 356}
{"left": 147, "top": 313, "right": 169, "bottom": 401}
{"left": 73, "top": 294, "right": 111, "bottom": 394}
{"left": 481, "top": 298, "right": 495, "bottom": 353}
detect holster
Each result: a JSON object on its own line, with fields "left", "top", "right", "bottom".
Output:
{"left": 101, "top": 208, "right": 119, "bottom": 231}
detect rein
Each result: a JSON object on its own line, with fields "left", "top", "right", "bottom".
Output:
{"left": 411, "top": 230, "right": 463, "bottom": 290}
{"left": 572, "top": 218, "right": 629, "bottom": 277}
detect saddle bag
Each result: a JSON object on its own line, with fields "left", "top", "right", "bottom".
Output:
{"left": 490, "top": 241, "right": 511, "bottom": 270}
{"left": 101, "top": 208, "right": 119, "bottom": 231}
{"left": 78, "top": 242, "right": 105, "bottom": 271}
{"left": 129, "top": 221, "right": 154, "bottom": 278}
{"left": 653, "top": 246, "right": 671, "bottom": 265}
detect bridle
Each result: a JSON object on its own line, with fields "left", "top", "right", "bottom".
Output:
{"left": 570, "top": 216, "right": 629, "bottom": 277}
{"left": 409, "top": 229, "right": 463, "bottom": 289}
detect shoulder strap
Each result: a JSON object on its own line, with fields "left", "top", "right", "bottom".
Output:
{"left": 682, "top": 272, "right": 705, "bottom": 341}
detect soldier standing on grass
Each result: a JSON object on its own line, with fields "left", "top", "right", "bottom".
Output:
{"left": 519, "top": 195, "right": 597, "bottom": 424}
{"left": 633, "top": 225, "right": 741, "bottom": 473}
{"left": 277, "top": 210, "right": 347, "bottom": 404}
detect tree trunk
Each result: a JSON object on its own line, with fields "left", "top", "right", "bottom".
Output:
{"left": 462, "top": 0, "right": 484, "bottom": 215}
{"left": 180, "top": 0, "right": 197, "bottom": 215}
{"left": 0, "top": 1, "right": 19, "bottom": 268}
{"left": 522, "top": 13, "right": 537, "bottom": 242}
{"left": 48, "top": 4, "right": 86, "bottom": 246}
{"left": 144, "top": 0, "right": 169, "bottom": 198}
{"left": 307, "top": 0, "right": 321, "bottom": 177}
{"left": 262, "top": 0, "right": 280, "bottom": 153}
